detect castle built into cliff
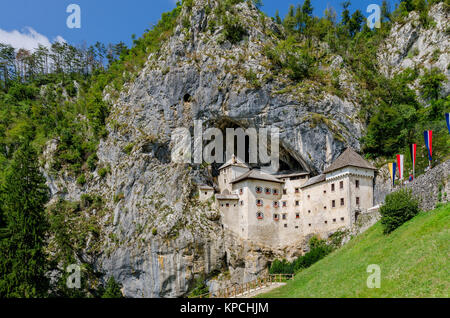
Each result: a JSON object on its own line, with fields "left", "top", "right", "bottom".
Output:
{"left": 199, "top": 148, "right": 377, "bottom": 248}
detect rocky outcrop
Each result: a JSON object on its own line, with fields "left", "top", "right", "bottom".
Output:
{"left": 378, "top": 3, "right": 450, "bottom": 97}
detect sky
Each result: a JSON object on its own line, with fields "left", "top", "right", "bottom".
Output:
{"left": 0, "top": 0, "right": 400, "bottom": 51}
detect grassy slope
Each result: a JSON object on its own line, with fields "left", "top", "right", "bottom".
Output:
{"left": 259, "top": 203, "right": 450, "bottom": 298}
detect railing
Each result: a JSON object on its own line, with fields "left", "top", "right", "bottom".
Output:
{"left": 191, "top": 274, "right": 294, "bottom": 299}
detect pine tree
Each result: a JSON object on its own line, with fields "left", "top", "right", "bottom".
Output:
{"left": 275, "top": 10, "right": 282, "bottom": 25}
{"left": 0, "top": 142, "right": 51, "bottom": 298}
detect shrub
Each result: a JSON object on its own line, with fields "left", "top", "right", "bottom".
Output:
{"left": 380, "top": 188, "right": 420, "bottom": 234}
{"left": 113, "top": 192, "right": 125, "bottom": 204}
{"left": 101, "top": 277, "right": 123, "bottom": 298}
{"left": 188, "top": 275, "right": 209, "bottom": 298}
{"left": 222, "top": 15, "right": 246, "bottom": 44}
{"left": 152, "top": 228, "right": 158, "bottom": 236}
{"left": 77, "top": 174, "right": 87, "bottom": 186}
{"left": 269, "top": 236, "right": 333, "bottom": 274}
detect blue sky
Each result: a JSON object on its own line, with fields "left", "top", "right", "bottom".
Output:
{"left": 0, "top": 0, "right": 400, "bottom": 50}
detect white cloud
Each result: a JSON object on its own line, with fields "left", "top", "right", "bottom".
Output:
{"left": 0, "top": 27, "right": 66, "bottom": 52}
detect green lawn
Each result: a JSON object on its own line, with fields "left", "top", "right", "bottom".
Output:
{"left": 259, "top": 203, "right": 450, "bottom": 298}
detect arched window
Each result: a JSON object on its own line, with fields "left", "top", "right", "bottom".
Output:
{"left": 273, "top": 201, "right": 279, "bottom": 208}
{"left": 255, "top": 186, "right": 262, "bottom": 194}
{"left": 256, "top": 212, "right": 264, "bottom": 220}
{"left": 265, "top": 188, "right": 271, "bottom": 195}
{"left": 273, "top": 214, "right": 279, "bottom": 221}
{"left": 273, "top": 189, "right": 278, "bottom": 195}
{"left": 256, "top": 199, "right": 263, "bottom": 206}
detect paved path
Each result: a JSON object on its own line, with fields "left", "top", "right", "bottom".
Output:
{"left": 231, "top": 283, "right": 286, "bottom": 298}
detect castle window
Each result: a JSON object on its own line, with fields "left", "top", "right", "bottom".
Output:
{"left": 273, "top": 214, "right": 279, "bottom": 221}
{"left": 356, "top": 180, "right": 360, "bottom": 188}
{"left": 282, "top": 214, "right": 287, "bottom": 220}
{"left": 308, "top": 210, "right": 311, "bottom": 213}
{"left": 226, "top": 203, "right": 229, "bottom": 207}
{"left": 256, "top": 187, "right": 262, "bottom": 194}
{"left": 332, "top": 200, "right": 336, "bottom": 208}
{"left": 256, "top": 212, "right": 264, "bottom": 220}
{"left": 273, "top": 189, "right": 278, "bottom": 195}
{"left": 295, "top": 226, "right": 299, "bottom": 229}
{"left": 324, "top": 206, "right": 327, "bottom": 210}
{"left": 331, "top": 184, "right": 335, "bottom": 192}
{"left": 240, "top": 200, "right": 244, "bottom": 206}
{"left": 333, "top": 219, "right": 336, "bottom": 223}
{"left": 256, "top": 199, "right": 263, "bottom": 207}
{"left": 295, "top": 200, "right": 300, "bottom": 206}
{"left": 204, "top": 192, "right": 207, "bottom": 195}
{"left": 296, "top": 213, "right": 300, "bottom": 219}
{"left": 284, "top": 224, "right": 288, "bottom": 228}
{"left": 265, "top": 188, "right": 271, "bottom": 195}
{"left": 282, "top": 201, "right": 287, "bottom": 207}
{"left": 307, "top": 195, "right": 310, "bottom": 199}
{"left": 295, "top": 188, "right": 300, "bottom": 193}
{"left": 340, "top": 198, "right": 345, "bottom": 206}
{"left": 324, "top": 190, "right": 327, "bottom": 194}
{"left": 273, "top": 201, "right": 279, "bottom": 208}
{"left": 325, "top": 221, "right": 328, "bottom": 224}
{"left": 340, "top": 181, "right": 344, "bottom": 189}
{"left": 356, "top": 197, "right": 360, "bottom": 205}
{"left": 341, "top": 217, "right": 345, "bottom": 221}
{"left": 283, "top": 189, "right": 287, "bottom": 195}
{"left": 308, "top": 224, "right": 312, "bottom": 227}
{"left": 239, "top": 188, "right": 244, "bottom": 195}
{"left": 224, "top": 179, "right": 227, "bottom": 183}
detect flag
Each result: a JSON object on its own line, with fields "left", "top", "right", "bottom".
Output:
{"left": 388, "top": 162, "right": 397, "bottom": 186}
{"left": 446, "top": 113, "right": 450, "bottom": 135}
{"left": 423, "top": 130, "right": 433, "bottom": 162}
{"left": 410, "top": 144, "right": 417, "bottom": 170}
{"left": 396, "top": 154, "right": 404, "bottom": 180}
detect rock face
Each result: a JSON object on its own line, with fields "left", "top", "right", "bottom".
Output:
{"left": 43, "top": 1, "right": 449, "bottom": 298}
{"left": 378, "top": 2, "right": 450, "bottom": 97}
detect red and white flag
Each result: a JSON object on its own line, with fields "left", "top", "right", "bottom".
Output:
{"left": 396, "top": 154, "right": 404, "bottom": 180}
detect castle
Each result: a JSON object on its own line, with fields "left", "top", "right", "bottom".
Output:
{"left": 199, "top": 148, "right": 377, "bottom": 249}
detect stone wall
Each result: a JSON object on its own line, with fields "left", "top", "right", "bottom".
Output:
{"left": 375, "top": 159, "right": 450, "bottom": 212}
{"left": 405, "top": 160, "right": 450, "bottom": 211}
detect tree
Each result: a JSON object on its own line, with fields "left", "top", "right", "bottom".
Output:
{"left": 275, "top": 10, "right": 282, "bottom": 25}
{"left": 349, "top": 9, "right": 364, "bottom": 37}
{"left": 381, "top": 0, "right": 391, "bottom": 22}
{"left": 341, "top": 1, "right": 351, "bottom": 26}
{"left": 284, "top": 5, "right": 296, "bottom": 33}
{"left": 0, "top": 142, "right": 51, "bottom": 297}
{"left": 420, "top": 68, "right": 446, "bottom": 101}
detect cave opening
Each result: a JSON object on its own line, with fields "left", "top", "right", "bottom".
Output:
{"left": 183, "top": 93, "right": 192, "bottom": 103}
{"left": 201, "top": 118, "right": 307, "bottom": 177}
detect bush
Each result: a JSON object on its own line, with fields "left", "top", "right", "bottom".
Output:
{"left": 222, "top": 15, "right": 246, "bottom": 44}
{"left": 188, "top": 275, "right": 209, "bottom": 298}
{"left": 380, "top": 188, "right": 420, "bottom": 234}
{"left": 77, "top": 174, "right": 87, "bottom": 186}
{"left": 269, "top": 236, "right": 333, "bottom": 274}
{"left": 101, "top": 277, "right": 123, "bottom": 298}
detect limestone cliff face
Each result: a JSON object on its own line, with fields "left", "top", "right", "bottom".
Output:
{"left": 378, "top": 2, "right": 450, "bottom": 97}
{"left": 43, "top": 1, "right": 449, "bottom": 298}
